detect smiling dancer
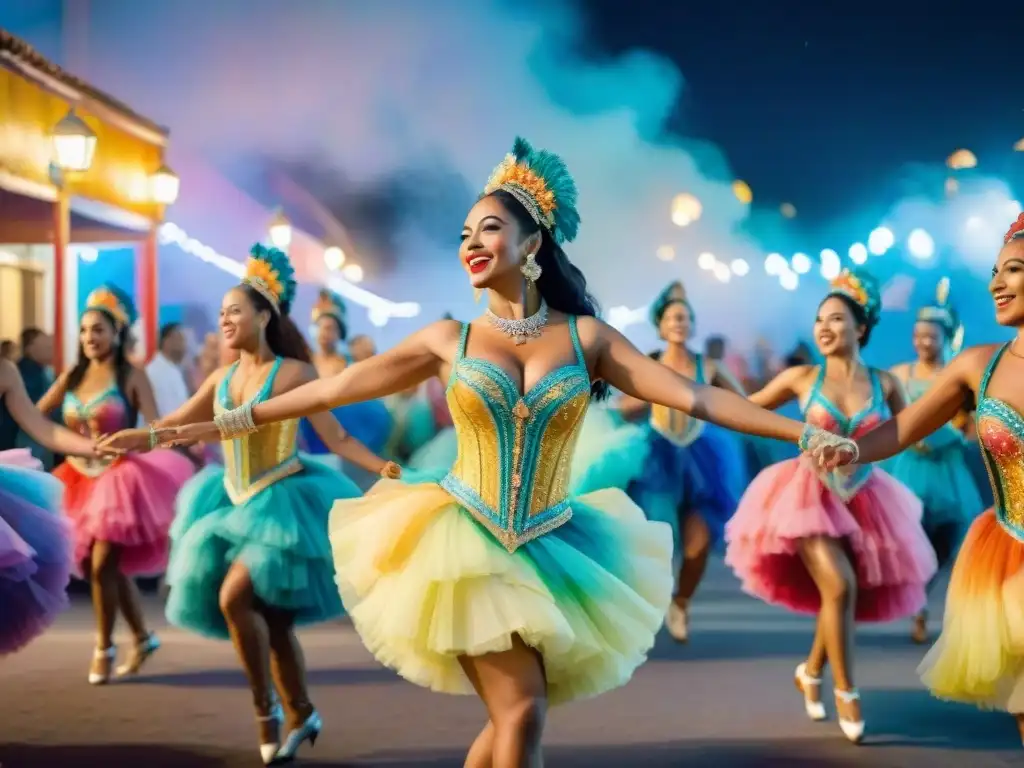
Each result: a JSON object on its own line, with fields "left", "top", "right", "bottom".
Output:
{"left": 161, "top": 138, "right": 851, "bottom": 767}
{"left": 812, "top": 214, "right": 1024, "bottom": 744}
{"left": 36, "top": 285, "right": 195, "bottom": 684}
{"left": 104, "top": 245, "right": 396, "bottom": 764}
{"left": 725, "top": 268, "right": 936, "bottom": 744}
{"left": 885, "top": 278, "right": 983, "bottom": 644}
{"left": 0, "top": 361, "right": 101, "bottom": 656}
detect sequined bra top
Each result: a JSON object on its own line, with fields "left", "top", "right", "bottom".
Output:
{"left": 440, "top": 317, "right": 591, "bottom": 553}
{"left": 976, "top": 344, "right": 1024, "bottom": 540}
{"left": 62, "top": 383, "right": 134, "bottom": 477}
{"left": 649, "top": 352, "right": 706, "bottom": 447}
{"left": 802, "top": 364, "right": 890, "bottom": 501}
{"left": 216, "top": 357, "right": 301, "bottom": 504}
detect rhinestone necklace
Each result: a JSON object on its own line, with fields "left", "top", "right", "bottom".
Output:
{"left": 486, "top": 300, "right": 549, "bottom": 345}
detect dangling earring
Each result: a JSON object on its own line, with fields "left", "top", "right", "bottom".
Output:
{"left": 474, "top": 287, "right": 483, "bottom": 303}
{"left": 521, "top": 252, "right": 542, "bottom": 283}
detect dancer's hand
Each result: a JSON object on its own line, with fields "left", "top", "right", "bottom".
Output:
{"left": 810, "top": 440, "right": 858, "bottom": 471}
{"left": 164, "top": 421, "right": 220, "bottom": 446}
{"left": 379, "top": 460, "right": 402, "bottom": 480}
{"left": 97, "top": 428, "right": 153, "bottom": 453}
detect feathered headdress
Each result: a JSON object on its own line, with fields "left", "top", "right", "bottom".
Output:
{"left": 242, "top": 244, "right": 296, "bottom": 314}
{"left": 917, "top": 277, "right": 964, "bottom": 354}
{"left": 649, "top": 280, "right": 693, "bottom": 326}
{"left": 83, "top": 283, "right": 136, "bottom": 329}
{"left": 483, "top": 137, "right": 580, "bottom": 244}
{"left": 311, "top": 288, "right": 347, "bottom": 326}
{"left": 827, "top": 268, "right": 882, "bottom": 327}
{"left": 1005, "top": 212, "right": 1024, "bottom": 245}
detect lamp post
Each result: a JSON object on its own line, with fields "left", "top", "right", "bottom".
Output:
{"left": 137, "top": 163, "right": 181, "bottom": 362}
{"left": 50, "top": 107, "right": 98, "bottom": 372}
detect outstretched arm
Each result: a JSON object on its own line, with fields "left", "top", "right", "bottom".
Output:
{"left": 0, "top": 361, "right": 94, "bottom": 457}
{"left": 128, "top": 368, "right": 161, "bottom": 424}
{"left": 747, "top": 365, "right": 810, "bottom": 410}
{"left": 593, "top": 322, "right": 804, "bottom": 443}
{"left": 154, "top": 370, "right": 222, "bottom": 428}
{"left": 251, "top": 323, "right": 451, "bottom": 427}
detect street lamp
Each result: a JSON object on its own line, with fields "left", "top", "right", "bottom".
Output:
{"left": 51, "top": 108, "right": 97, "bottom": 173}
{"left": 323, "top": 246, "right": 346, "bottom": 270}
{"left": 268, "top": 209, "right": 292, "bottom": 249}
{"left": 151, "top": 164, "right": 180, "bottom": 205}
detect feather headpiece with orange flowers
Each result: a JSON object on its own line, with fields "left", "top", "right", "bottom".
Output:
{"left": 1005, "top": 212, "right": 1024, "bottom": 245}
{"left": 827, "top": 268, "right": 882, "bottom": 328}
{"left": 649, "top": 280, "right": 694, "bottom": 326}
{"left": 917, "top": 277, "right": 964, "bottom": 355}
{"left": 83, "top": 283, "right": 136, "bottom": 330}
{"left": 311, "top": 288, "right": 347, "bottom": 327}
{"left": 242, "top": 244, "right": 296, "bottom": 315}
{"left": 483, "top": 137, "right": 580, "bottom": 244}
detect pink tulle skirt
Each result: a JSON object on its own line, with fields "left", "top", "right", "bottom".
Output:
{"left": 54, "top": 450, "right": 195, "bottom": 577}
{"left": 724, "top": 457, "right": 937, "bottom": 622}
{"left": 0, "top": 449, "right": 73, "bottom": 655}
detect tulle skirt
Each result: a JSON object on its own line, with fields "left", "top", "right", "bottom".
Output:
{"left": 883, "top": 443, "right": 983, "bottom": 534}
{"left": 568, "top": 407, "right": 651, "bottom": 496}
{"left": 919, "top": 510, "right": 1024, "bottom": 712}
{"left": 0, "top": 449, "right": 72, "bottom": 655}
{"left": 725, "top": 457, "right": 936, "bottom": 621}
{"left": 165, "top": 459, "right": 360, "bottom": 639}
{"left": 54, "top": 449, "right": 195, "bottom": 577}
{"left": 329, "top": 468, "right": 673, "bottom": 705}
{"left": 408, "top": 427, "right": 458, "bottom": 471}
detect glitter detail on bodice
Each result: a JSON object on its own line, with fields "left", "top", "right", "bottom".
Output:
{"left": 216, "top": 357, "right": 301, "bottom": 504}
{"left": 801, "top": 365, "right": 890, "bottom": 500}
{"left": 649, "top": 353, "right": 706, "bottom": 447}
{"left": 440, "top": 317, "right": 591, "bottom": 553}
{"left": 976, "top": 344, "right": 1024, "bottom": 540}
{"left": 62, "top": 384, "right": 133, "bottom": 477}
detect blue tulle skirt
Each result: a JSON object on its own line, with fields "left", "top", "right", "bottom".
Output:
{"left": 165, "top": 458, "right": 360, "bottom": 639}
{"left": 301, "top": 401, "right": 394, "bottom": 456}
{"left": 882, "top": 441, "right": 984, "bottom": 535}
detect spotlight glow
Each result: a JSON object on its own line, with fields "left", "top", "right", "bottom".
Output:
{"left": 791, "top": 252, "right": 811, "bottom": 274}
{"left": 671, "top": 193, "right": 703, "bottom": 227}
{"left": 819, "top": 248, "right": 841, "bottom": 280}
{"left": 697, "top": 251, "right": 717, "bottom": 270}
{"left": 764, "top": 252, "right": 787, "bottom": 275}
{"left": 712, "top": 262, "right": 731, "bottom": 282}
{"left": 323, "top": 246, "right": 346, "bottom": 270}
{"left": 907, "top": 229, "right": 935, "bottom": 260}
{"left": 341, "top": 263, "right": 364, "bottom": 282}
{"left": 867, "top": 227, "right": 894, "bottom": 255}
{"left": 779, "top": 271, "right": 799, "bottom": 291}
{"left": 730, "top": 258, "right": 750, "bottom": 276}
{"left": 848, "top": 242, "right": 868, "bottom": 264}
{"left": 656, "top": 245, "right": 676, "bottom": 261}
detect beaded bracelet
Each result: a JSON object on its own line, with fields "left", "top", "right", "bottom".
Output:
{"left": 148, "top": 425, "right": 159, "bottom": 450}
{"left": 798, "top": 424, "right": 860, "bottom": 463}
{"left": 214, "top": 403, "right": 258, "bottom": 440}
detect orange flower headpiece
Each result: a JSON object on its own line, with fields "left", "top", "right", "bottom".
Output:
{"left": 242, "top": 244, "right": 296, "bottom": 315}
{"left": 483, "top": 137, "right": 580, "bottom": 244}
{"left": 1004, "top": 212, "right": 1024, "bottom": 245}
{"left": 311, "top": 288, "right": 346, "bottom": 326}
{"left": 83, "top": 284, "right": 135, "bottom": 329}
{"left": 917, "top": 277, "right": 964, "bottom": 354}
{"left": 827, "top": 268, "right": 881, "bottom": 326}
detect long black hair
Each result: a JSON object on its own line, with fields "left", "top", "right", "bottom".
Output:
{"left": 240, "top": 285, "right": 313, "bottom": 364}
{"left": 488, "top": 188, "right": 608, "bottom": 400}
{"left": 820, "top": 293, "right": 876, "bottom": 349}
{"left": 66, "top": 309, "right": 136, "bottom": 421}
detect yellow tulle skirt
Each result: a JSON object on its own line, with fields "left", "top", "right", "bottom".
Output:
{"left": 328, "top": 476, "right": 674, "bottom": 705}
{"left": 920, "top": 509, "right": 1024, "bottom": 712}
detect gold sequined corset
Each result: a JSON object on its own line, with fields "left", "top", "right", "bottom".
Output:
{"left": 648, "top": 352, "right": 706, "bottom": 446}
{"left": 440, "top": 319, "right": 591, "bottom": 553}
{"left": 216, "top": 358, "right": 301, "bottom": 504}
{"left": 976, "top": 345, "right": 1024, "bottom": 540}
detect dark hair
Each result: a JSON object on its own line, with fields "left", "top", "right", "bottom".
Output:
{"left": 0, "top": 340, "right": 15, "bottom": 354}
{"left": 488, "top": 189, "right": 608, "bottom": 400}
{"left": 819, "top": 294, "right": 875, "bottom": 348}
{"left": 240, "top": 285, "right": 312, "bottom": 364}
{"left": 19, "top": 327, "right": 43, "bottom": 351}
{"left": 651, "top": 293, "right": 694, "bottom": 328}
{"left": 320, "top": 314, "right": 347, "bottom": 342}
{"left": 158, "top": 322, "right": 183, "bottom": 347}
{"left": 66, "top": 310, "right": 137, "bottom": 422}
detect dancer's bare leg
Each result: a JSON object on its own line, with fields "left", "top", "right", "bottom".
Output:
{"left": 87, "top": 541, "right": 120, "bottom": 682}
{"left": 264, "top": 607, "right": 315, "bottom": 730}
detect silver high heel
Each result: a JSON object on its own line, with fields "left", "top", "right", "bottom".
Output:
{"left": 258, "top": 702, "right": 285, "bottom": 765}
{"left": 88, "top": 645, "right": 116, "bottom": 685}
{"left": 835, "top": 688, "right": 864, "bottom": 743}
{"left": 793, "top": 663, "right": 827, "bottom": 721}
{"left": 665, "top": 602, "right": 689, "bottom": 643}
{"left": 274, "top": 710, "right": 322, "bottom": 763}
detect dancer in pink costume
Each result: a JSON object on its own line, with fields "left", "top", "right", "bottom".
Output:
{"left": 725, "top": 268, "right": 936, "bottom": 744}
{"left": 0, "top": 360, "right": 102, "bottom": 655}
{"left": 38, "top": 285, "right": 195, "bottom": 684}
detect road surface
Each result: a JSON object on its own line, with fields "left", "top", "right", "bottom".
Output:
{"left": 1, "top": 560, "right": 1020, "bottom": 767}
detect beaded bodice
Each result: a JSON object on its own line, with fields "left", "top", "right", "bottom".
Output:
{"left": 62, "top": 384, "right": 132, "bottom": 477}
{"left": 902, "top": 372, "right": 966, "bottom": 454}
{"left": 216, "top": 358, "right": 301, "bottom": 504}
{"left": 441, "top": 318, "right": 591, "bottom": 553}
{"left": 802, "top": 365, "right": 890, "bottom": 500}
{"left": 976, "top": 344, "right": 1024, "bottom": 540}
{"left": 649, "top": 353, "right": 706, "bottom": 447}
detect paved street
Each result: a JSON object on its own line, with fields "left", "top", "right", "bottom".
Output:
{"left": 1, "top": 559, "right": 1021, "bottom": 767}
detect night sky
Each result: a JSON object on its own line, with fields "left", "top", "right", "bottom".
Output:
{"left": 584, "top": 0, "right": 1023, "bottom": 223}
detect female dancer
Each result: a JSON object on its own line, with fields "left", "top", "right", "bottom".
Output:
{"left": 813, "top": 214, "right": 1024, "bottom": 742}
{"left": 885, "top": 278, "right": 982, "bottom": 643}
{"left": 161, "top": 138, "right": 850, "bottom": 766}
{"left": 725, "top": 268, "right": 936, "bottom": 743}
{"left": 0, "top": 360, "right": 102, "bottom": 655}
{"left": 104, "top": 245, "right": 398, "bottom": 764}
{"left": 614, "top": 280, "right": 750, "bottom": 642}
{"left": 36, "top": 285, "right": 195, "bottom": 684}
{"left": 300, "top": 288, "right": 393, "bottom": 457}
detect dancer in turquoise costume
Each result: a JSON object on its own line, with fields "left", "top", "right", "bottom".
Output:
{"left": 103, "top": 245, "right": 398, "bottom": 765}
{"left": 162, "top": 137, "right": 850, "bottom": 766}
{"left": 884, "top": 278, "right": 983, "bottom": 644}
{"left": 300, "top": 288, "right": 393, "bottom": 460}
